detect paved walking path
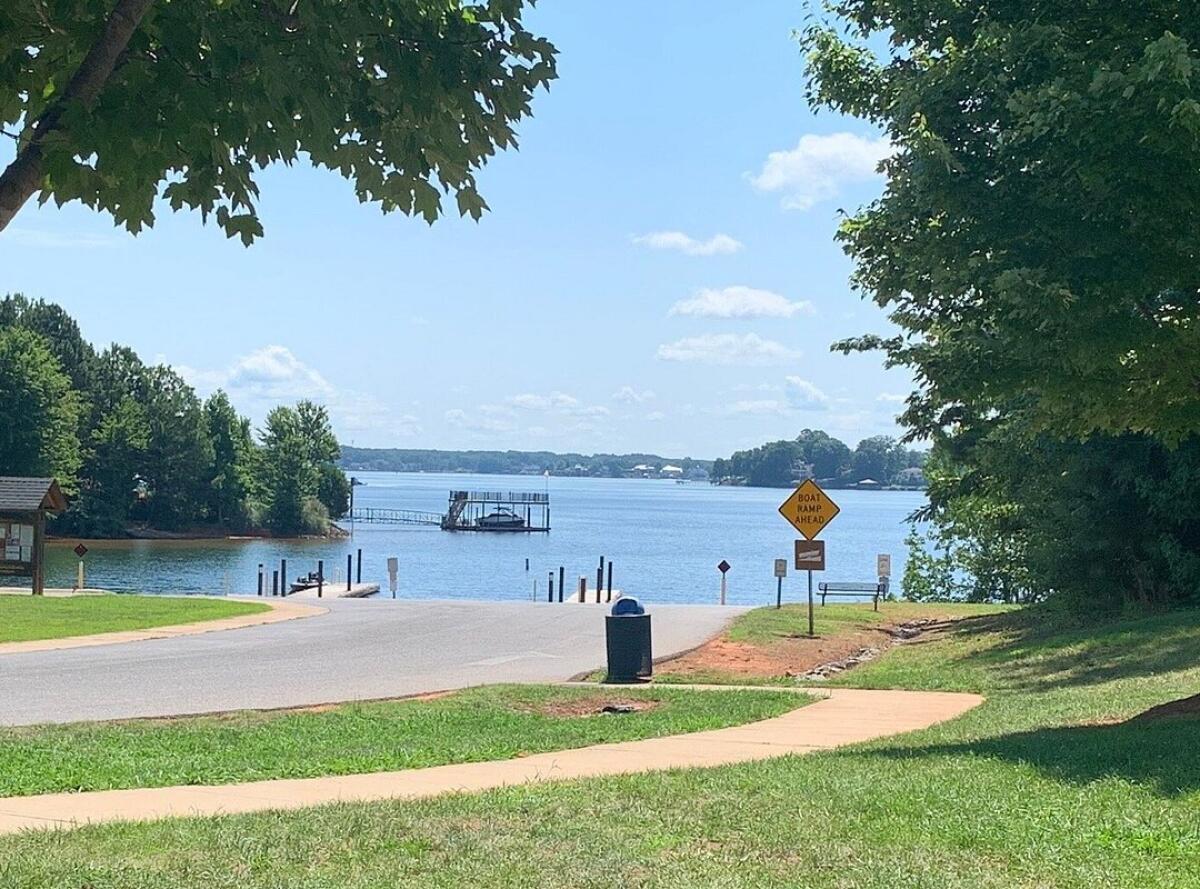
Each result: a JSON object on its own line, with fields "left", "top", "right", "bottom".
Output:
{"left": 0, "top": 597, "right": 325, "bottom": 657}
{"left": 0, "top": 687, "right": 982, "bottom": 835}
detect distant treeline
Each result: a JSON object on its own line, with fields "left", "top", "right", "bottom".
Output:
{"left": 711, "top": 430, "right": 927, "bottom": 488}
{"left": 340, "top": 446, "right": 712, "bottom": 479}
{"left": 0, "top": 296, "right": 350, "bottom": 538}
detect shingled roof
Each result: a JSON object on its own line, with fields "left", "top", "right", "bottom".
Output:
{"left": 0, "top": 477, "right": 67, "bottom": 513}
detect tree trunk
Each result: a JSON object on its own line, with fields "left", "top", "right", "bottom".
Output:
{"left": 0, "top": 0, "right": 155, "bottom": 232}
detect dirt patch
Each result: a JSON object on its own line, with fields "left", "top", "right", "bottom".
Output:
{"left": 659, "top": 619, "right": 951, "bottom": 683}
{"left": 1128, "top": 693, "right": 1200, "bottom": 723}
{"left": 520, "top": 698, "right": 661, "bottom": 718}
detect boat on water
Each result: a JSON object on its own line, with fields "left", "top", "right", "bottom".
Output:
{"left": 288, "top": 571, "right": 323, "bottom": 594}
{"left": 474, "top": 508, "right": 527, "bottom": 530}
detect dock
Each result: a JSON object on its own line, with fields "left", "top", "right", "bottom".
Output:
{"left": 346, "top": 490, "right": 550, "bottom": 533}
{"left": 289, "top": 582, "right": 379, "bottom": 600}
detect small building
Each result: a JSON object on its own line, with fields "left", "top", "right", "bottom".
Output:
{"left": 660, "top": 464, "right": 684, "bottom": 476}
{"left": 0, "top": 477, "right": 68, "bottom": 596}
{"left": 896, "top": 466, "right": 927, "bottom": 487}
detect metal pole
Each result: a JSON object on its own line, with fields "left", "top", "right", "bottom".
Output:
{"left": 558, "top": 567, "right": 565, "bottom": 603}
{"left": 317, "top": 560, "right": 324, "bottom": 598}
{"left": 548, "top": 572, "right": 554, "bottom": 603}
{"left": 808, "top": 570, "right": 814, "bottom": 637}
{"left": 606, "top": 560, "right": 614, "bottom": 601}
{"left": 356, "top": 548, "right": 362, "bottom": 583}
{"left": 596, "top": 566, "right": 603, "bottom": 603}
{"left": 578, "top": 576, "right": 587, "bottom": 604}
{"left": 525, "top": 557, "right": 530, "bottom": 571}
{"left": 257, "top": 564, "right": 264, "bottom": 597}
{"left": 347, "top": 554, "right": 352, "bottom": 591}
{"left": 776, "top": 575, "right": 783, "bottom": 609}
{"left": 281, "top": 559, "right": 287, "bottom": 597}
{"left": 272, "top": 570, "right": 279, "bottom": 596}
{"left": 720, "top": 573, "right": 727, "bottom": 606}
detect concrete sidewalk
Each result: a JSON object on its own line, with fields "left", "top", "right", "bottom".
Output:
{"left": 0, "top": 687, "right": 982, "bottom": 835}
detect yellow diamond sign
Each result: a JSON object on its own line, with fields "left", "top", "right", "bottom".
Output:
{"left": 778, "top": 479, "right": 840, "bottom": 540}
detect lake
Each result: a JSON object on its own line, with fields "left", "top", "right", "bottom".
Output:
{"left": 21, "top": 472, "right": 924, "bottom": 607}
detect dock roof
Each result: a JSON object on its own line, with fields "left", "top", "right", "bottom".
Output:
{"left": 0, "top": 477, "right": 67, "bottom": 514}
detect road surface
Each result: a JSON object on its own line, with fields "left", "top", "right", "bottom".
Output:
{"left": 0, "top": 598, "right": 743, "bottom": 725}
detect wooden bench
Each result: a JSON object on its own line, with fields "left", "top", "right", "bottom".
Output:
{"left": 817, "top": 581, "right": 888, "bottom": 611}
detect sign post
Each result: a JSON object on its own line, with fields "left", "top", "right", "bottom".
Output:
{"left": 74, "top": 543, "right": 88, "bottom": 591}
{"left": 717, "top": 559, "right": 731, "bottom": 605}
{"left": 779, "top": 480, "right": 839, "bottom": 638}
{"left": 773, "top": 559, "right": 787, "bottom": 609}
{"left": 387, "top": 557, "right": 398, "bottom": 598}
{"left": 877, "top": 552, "right": 892, "bottom": 599}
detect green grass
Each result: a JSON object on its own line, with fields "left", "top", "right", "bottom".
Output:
{"left": 649, "top": 600, "right": 1014, "bottom": 686}
{"left": 0, "top": 595, "right": 269, "bottom": 643}
{"left": 3, "top": 606, "right": 1198, "bottom": 887}
{"left": 0, "top": 684, "right": 810, "bottom": 797}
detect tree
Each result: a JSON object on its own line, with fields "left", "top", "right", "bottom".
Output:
{"left": 0, "top": 294, "right": 96, "bottom": 394}
{"left": 851, "top": 436, "right": 905, "bottom": 483}
{"left": 0, "top": 1, "right": 557, "bottom": 242}
{"left": 204, "top": 390, "right": 255, "bottom": 527}
{"left": 804, "top": 2, "right": 1200, "bottom": 609}
{"left": 136, "top": 365, "right": 214, "bottom": 529}
{"left": 806, "top": 3, "right": 1200, "bottom": 445}
{"left": 259, "top": 405, "right": 319, "bottom": 535}
{"left": 0, "top": 327, "right": 82, "bottom": 489}
{"left": 795, "top": 429, "right": 851, "bottom": 479}
{"left": 71, "top": 396, "right": 149, "bottom": 536}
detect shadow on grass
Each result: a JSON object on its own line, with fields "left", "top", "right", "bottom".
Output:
{"left": 929, "top": 608, "right": 1200, "bottom": 692}
{"left": 875, "top": 713, "right": 1200, "bottom": 797}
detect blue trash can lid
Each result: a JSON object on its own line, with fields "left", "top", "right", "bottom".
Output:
{"left": 610, "top": 596, "right": 645, "bottom": 616}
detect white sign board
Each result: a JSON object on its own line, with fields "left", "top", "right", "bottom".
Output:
{"left": 877, "top": 553, "right": 892, "bottom": 578}
{"left": 774, "top": 559, "right": 788, "bottom": 578}
{"left": 387, "top": 557, "right": 399, "bottom": 593}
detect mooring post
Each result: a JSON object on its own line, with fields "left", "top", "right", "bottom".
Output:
{"left": 578, "top": 576, "right": 587, "bottom": 604}
{"left": 356, "top": 548, "right": 362, "bottom": 583}
{"left": 525, "top": 557, "right": 530, "bottom": 571}
{"left": 272, "top": 570, "right": 279, "bottom": 596}
{"left": 257, "top": 564, "right": 264, "bottom": 597}
{"left": 558, "top": 566, "right": 565, "bottom": 603}
{"left": 317, "top": 560, "right": 324, "bottom": 598}
{"left": 346, "top": 554, "right": 352, "bottom": 591}
{"left": 596, "top": 566, "right": 603, "bottom": 603}
{"left": 606, "top": 560, "right": 614, "bottom": 601}
{"left": 281, "top": 558, "right": 287, "bottom": 597}
{"left": 548, "top": 572, "right": 554, "bottom": 603}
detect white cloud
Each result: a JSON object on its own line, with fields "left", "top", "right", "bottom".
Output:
{"left": 223, "top": 345, "right": 334, "bottom": 399}
{"left": 645, "top": 410, "right": 666, "bottom": 422}
{"left": 876, "top": 392, "right": 907, "bottom": 404}
{"left": 785, "top": 376, "right": 830, "bottom": 410}
{"left": 612, "top": 386, "right": 656, "bottom": 405}
{"left": 657, "top": 333, "right": 801, "bottom": 366}
{"left": 632, "top": 231, "right": 743, "bottom": 256}
{"left": 0, "top": 227, "right": 124, "bottom": 249}
{"left": 749, "top": 132, "right": 893, "bottom": 210}
{"left": 726, "top": 399, "right": 789, "bottom": 416}
{"left": 669, "top": 286, "right": 815, "bottom": 320}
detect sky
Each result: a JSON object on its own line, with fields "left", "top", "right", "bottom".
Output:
{"left": 0, "top": 1, "right": 912, "bottom": 460}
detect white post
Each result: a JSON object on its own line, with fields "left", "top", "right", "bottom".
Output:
{"left": 720, "top": 573, "right": 727, "bottom": 606}
{"left": 76, "top": 560, "right": 84, "bottom": 591}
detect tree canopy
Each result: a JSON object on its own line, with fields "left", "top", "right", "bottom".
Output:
{"left": 0, "top": 295, "right": 350, "bottom": 538}
{"left": 0, "top": 0, "right": 557, "bottom": 243}
{"left": 805, "top": 2, "right": 1200, "bottom": 609}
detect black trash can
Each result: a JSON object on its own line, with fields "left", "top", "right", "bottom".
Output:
{"left": 605, "top": 597, "right": 652, "bottom": 683}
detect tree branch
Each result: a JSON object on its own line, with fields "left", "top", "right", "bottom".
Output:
{"left": 0, "top": 0, "right": 156, "bottom": 232}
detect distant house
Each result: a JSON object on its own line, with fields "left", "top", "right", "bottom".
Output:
{"left": 791, "top": 461, "right": 815, "bottom": 485}
{"left": 855, "top": 478, "right": 881, "bottom": 488}
{"left": 896, "top": 466, "right": 926, "bottom": 487}
{"left": 660, "top": 464, "right": 684, "bottom": 476}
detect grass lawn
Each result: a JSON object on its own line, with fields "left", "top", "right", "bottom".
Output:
{"left": 0, "top": 685, "right": 810, "bottom": 797}
{"left": 3, "top": 606, "right": 1197, "bottom": 887}
{"left": 650, "top": 600, "right": 1013, "bottom": 686}
{"left": 0, "top": 595, "right": 270, "bottom": 644}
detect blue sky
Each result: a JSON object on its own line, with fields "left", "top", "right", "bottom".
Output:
{"left": 0, "top": 1, "right": 911, "bottom": 459}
